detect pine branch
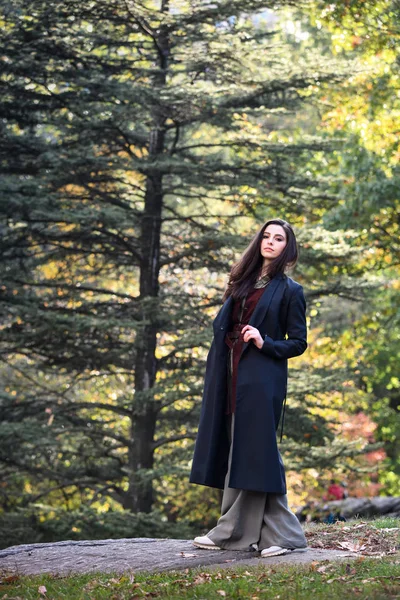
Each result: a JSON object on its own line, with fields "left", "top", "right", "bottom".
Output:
{"left": 152, "top": 433, "right": 197, "bottom": 450}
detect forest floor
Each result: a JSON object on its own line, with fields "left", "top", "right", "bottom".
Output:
{"left": 0, "top": 518, "right": 399, "bottom": 599}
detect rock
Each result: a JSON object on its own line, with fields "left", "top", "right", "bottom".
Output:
{"left": 0, "top": 538, "right": 357, "bottom": 577}
{"left": 297, "top": 496, "right": 400, "bottom": 521}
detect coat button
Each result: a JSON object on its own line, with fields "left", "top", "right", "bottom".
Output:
{"left": 220, "top": 326, "right": 224, "bottom": 330}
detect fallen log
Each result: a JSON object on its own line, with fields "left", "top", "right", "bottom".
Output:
{"left": 296, "top": 496, "right": 400, "bottom": 522}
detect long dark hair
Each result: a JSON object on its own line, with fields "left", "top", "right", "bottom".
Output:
{"left": 223, "top": 218, "right": 298, "bottom": 301}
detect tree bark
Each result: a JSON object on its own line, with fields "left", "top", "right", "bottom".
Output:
{"left": 126, "top": 14, "right": 169, "bottom": 512}
{"left": 126, "top": 163, "right": 164, "bottom": 513}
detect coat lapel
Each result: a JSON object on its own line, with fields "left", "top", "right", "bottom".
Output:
{"left": 248, "top": 274, "right": 284, "bottom": 329}
{"left": 212, "top": 295, "right": 233, "bottom": 335}
{"left": 241, "top": 274, "right": 285, "bottom": 355}
{"left": 212, "top": 274, "right": 285, "bottom": 341}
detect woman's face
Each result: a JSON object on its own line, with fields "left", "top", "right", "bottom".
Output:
{"left": 260, "top": 224, "right": 287, "bottom": 263}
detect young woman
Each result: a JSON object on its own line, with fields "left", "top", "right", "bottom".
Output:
{"left": 189, "top": 218, "right": 308, "bottom": 558}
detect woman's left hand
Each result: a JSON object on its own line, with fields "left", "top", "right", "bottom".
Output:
{"left": 241, "top": 325, "right": 264, "bottom": 349}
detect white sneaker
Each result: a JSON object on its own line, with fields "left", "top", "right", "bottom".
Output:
{"left": 193, "top": 535, "right": 221, "bottom": 550}
{"left": 260, "top": 545, "right": 291, "bottom": 557}
{"left": 260, "top": 546, "right": 308, "bottom": 558}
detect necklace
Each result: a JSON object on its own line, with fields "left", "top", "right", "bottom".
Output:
{"left": 254, "top": 273, "right": 271, "bottom": 289}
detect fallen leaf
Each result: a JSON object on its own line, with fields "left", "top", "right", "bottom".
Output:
{"left": 38, "top": 586, "right": 47, "bottom": 596}
{"left": 338, "top": 541, "right": 367, "bottom": 553}
{"left": 0, "top": 575, "right": 20, "bottom": 584}
{"left": 170, "top": 579, "right": 187, "bottom": 586}
{"left": 345, "top": 564, "right": 356, "bottom": 575}
{"left": 217, "top": 591, "right": 226, "bottom": 597}
{"left": 194, "top": 573, "right": 212, "bottom": 585}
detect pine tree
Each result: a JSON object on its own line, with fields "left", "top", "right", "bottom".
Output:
{"left": 0, "top": 0, "right": 358, "bottom": 517}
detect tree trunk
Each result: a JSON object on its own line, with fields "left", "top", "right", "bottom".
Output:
{"left": 126, "top": 162, "right": 164, "bottom": 513}
{"left": 126, "top": 14, "right": 169, "bottom": 512}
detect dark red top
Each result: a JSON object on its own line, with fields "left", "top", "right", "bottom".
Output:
{"left": 224, "top": 286, "right": 266, "bottom": 414}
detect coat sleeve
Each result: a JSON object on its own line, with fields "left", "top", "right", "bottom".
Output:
{"left": 260, "top": 285, "right": 307, "bottom": 359}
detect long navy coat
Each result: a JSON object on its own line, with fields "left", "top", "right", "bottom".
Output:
{"left": 189, "top": 274, "right": 307, "bottom": 494}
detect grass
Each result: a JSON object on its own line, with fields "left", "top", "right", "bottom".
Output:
{"left": 0, "top": 518, "right": 399, "bottom": 599}
{"left": 1, "top": 557, "right": 399, "bottom": 600}
{"left": 369, "top": 517, "right": 400, "bottom": 529}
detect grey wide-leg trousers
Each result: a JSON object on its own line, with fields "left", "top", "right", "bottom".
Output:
{"left": 207, "top": 416, "right": 307, "bottom": 552}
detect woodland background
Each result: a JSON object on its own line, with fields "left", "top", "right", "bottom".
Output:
{"left": 0, "top": 0, "right": 399, "bottom": 549}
